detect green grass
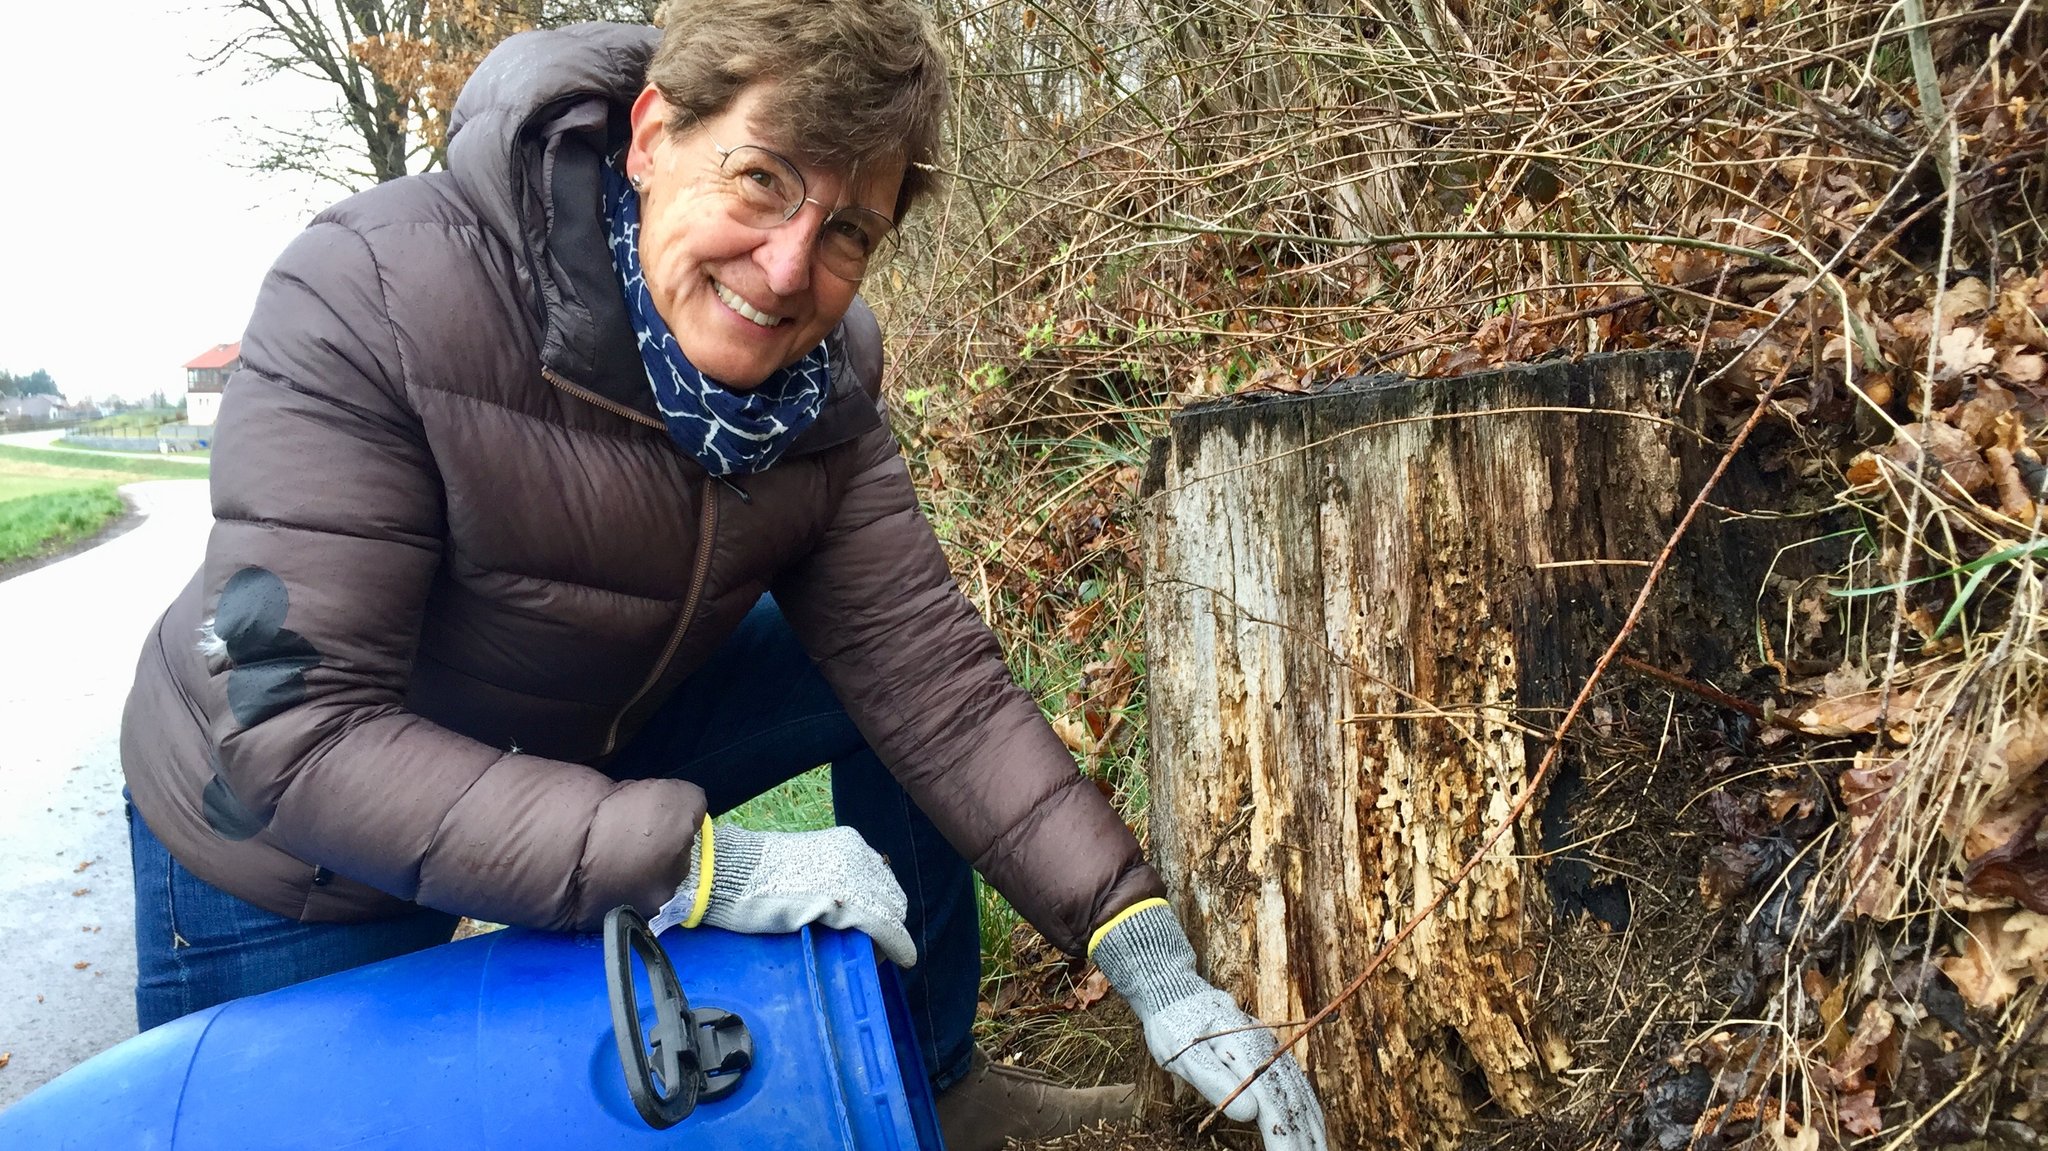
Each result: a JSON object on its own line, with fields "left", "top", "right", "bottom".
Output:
{"left": 718, "top": 766, "right": 834, "bottom": 833}
{"left": 0, "top": 444, "right": 210, "bottom": 565}
{"left": 718, "top": 764, "right": 1028, "bottom": 992}
{"left": 0, "top": 444, "right": 213, "bottom": 480}
{"left": 0, "top": 484, "right": 126, "bottom": 564}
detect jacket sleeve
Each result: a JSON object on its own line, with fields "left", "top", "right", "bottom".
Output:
{"left": 771, "top": 421, "right": 1166, "bottom": 957}
{"left": 202, "top": 220, "right": 702, "bottom": 931}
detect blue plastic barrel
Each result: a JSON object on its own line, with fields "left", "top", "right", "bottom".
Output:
{"left": 0, "top": 924, "right": 943, "bottom": 1150}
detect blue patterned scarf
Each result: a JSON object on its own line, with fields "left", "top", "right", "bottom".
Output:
{"left": 602, "top": 163, "right": 830, "bottom": 476}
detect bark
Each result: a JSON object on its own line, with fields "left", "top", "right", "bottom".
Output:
{"left": 1139, "top": 352, "right": 1819, "bottom": 1148}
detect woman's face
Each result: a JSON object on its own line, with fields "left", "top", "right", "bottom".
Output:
{"left": 624, "top": 83, "right": 905, "bottom": 390}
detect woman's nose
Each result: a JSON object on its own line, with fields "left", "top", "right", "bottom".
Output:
{"left": 756, "top": 213, "right": 819, "bottom": 296}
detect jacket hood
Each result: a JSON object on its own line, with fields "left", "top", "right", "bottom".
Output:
{"left": 445, "top": 23, "right": 653, "bottom": 406}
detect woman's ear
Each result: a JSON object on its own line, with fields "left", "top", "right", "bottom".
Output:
{"left": 625, "top": 85, "right": 668, "bottom": 184}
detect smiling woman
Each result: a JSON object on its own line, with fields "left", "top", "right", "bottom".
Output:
{"left": 110, "top": 7, "right": 1320, "bottom": 1150}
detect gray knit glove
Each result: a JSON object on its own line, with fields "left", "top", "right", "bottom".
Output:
{"left": 651, "top": 819, "right": 916, "bottom": 967}
{"left": 1092, "top": 901, "right": 1327, "bottom": 1151}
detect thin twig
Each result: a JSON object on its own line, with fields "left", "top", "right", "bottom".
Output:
{"left": 1616, "top": 655, "right": 1810, "bottom": 735}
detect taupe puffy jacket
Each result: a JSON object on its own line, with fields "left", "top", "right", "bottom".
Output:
{"left": 121, "top": 22, "right": 1162, "bottom": 952}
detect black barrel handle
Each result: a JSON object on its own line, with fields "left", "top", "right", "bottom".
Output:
{"left": 602, "top": 905, "right": 753, "bottom": 1128}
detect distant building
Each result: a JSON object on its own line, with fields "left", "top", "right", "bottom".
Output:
{"left": 183, "top": 342, "right": 241, "bottom": 427}
{"left": 1, "top": 394, "right": 70, "bottom": 422}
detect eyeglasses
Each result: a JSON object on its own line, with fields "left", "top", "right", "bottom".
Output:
{"left": 712, "top": 141, "right": 896, "bottom": 283}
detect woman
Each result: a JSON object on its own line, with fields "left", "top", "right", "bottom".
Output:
{"left": 120, "top": 3, "right": 1323, "bottom": 1148}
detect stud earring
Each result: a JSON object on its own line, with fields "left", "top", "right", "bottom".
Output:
{"left": 628, "top": 172, "right": 646, "bottom": 192}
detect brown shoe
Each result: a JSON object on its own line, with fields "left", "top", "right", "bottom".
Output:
{"left": 934, "top": 1047, "right": 1138, "bottom": 1151}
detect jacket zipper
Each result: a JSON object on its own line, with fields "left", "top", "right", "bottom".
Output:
{"left": 540, "top": 366, "right": 664, "bottom": 431}
{"left": 601, "top": 479, "right": 719, "bottom": 756}
{"left": 536, "top": 365, "right": 725, "bottom": 755}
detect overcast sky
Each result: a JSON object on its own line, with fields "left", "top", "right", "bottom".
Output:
{"left": 0, "top": 3, "right": 339, "bottom": 401}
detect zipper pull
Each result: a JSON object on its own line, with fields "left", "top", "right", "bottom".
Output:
{"left": 716, "top": 475, "right": 752, "bottom": 505}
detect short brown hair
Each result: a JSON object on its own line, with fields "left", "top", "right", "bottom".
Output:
{"left": 649, "top": 0, "right": 949, "bottom": 220}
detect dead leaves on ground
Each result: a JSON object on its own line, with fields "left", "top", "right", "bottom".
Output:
{"left": 1941, "top": 910, "right": 2048, "bottom": 1009}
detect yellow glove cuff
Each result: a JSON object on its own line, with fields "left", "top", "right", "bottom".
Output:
{"left": 1086, "top": 897, "right": 1171, "bottom": 958}
{"left": 682, "top": 815, "right": 716, "bottom": 929}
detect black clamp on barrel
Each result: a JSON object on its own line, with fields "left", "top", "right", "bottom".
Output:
{"left": 603, "top": 905, "right": 754, "bottom": 1129}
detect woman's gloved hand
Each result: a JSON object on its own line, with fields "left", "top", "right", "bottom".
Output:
{"left": 653, "top": 818, "right": 916, "bottom": 966}
{"left": 1090, "top": 901, "right": 1327, "bottom": 1151}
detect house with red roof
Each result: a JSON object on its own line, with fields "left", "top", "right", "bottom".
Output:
{"left": 182, "top": 342, "right": 241, "bottom": 427}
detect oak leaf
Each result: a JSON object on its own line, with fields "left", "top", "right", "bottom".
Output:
{"left": 1935, "top": 327, "right": 1997, "bottom": 381}
{"left": 1938, "top": 909, "right": 2048, "bottom": 1008}
{"left": 1937, "top": 277, "right": 1992, "bottom": 321}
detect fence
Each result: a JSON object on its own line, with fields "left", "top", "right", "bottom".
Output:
{"left": 60, "top": 424, "right": 212, "bottom": 454}
{"left": 1, "top": 417, "right": 84, "bottom": 436}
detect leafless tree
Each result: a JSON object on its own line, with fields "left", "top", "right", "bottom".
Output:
{"left": 208, "top": 0, "right": 666, "bottom": 191}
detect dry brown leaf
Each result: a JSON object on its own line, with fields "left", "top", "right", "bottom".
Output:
{"left": 1936, "top": 327, "right": 1998, "bottom": 381}
{"left": 1938, "top": 909, "right": 2048, "bottom": 1008}
{"left": 1844, "top": 452, "right": 1883, "bottom": 489}
{"left": 2000, "top": 350, "right": 2047, "bottom": 383}
{"left": 1822, "top": 663, "right": 1871, "bottom": 699}
{"left": 1070, "top": 967, "right": 1110, "bottom": 1010}
{"left": 1939, "top": 277, "right": 1993, "bottom": 321}
{"left": 1987, "top": 447, "right": 2039, "bottom": 521}
{"left": 1836, "top": 1087, "right": 1883, "bottom": 1137}
{"left": 1963, "top": 797, "right": 2042, "bottom": 861}
{"left": 1799, "top": 687, "right": 1924, "bottom": 736}
{"left": 1049, "top": 715, "right": 1096, "bottom": 756}
{"left": 1998, "top": 276, "right": 2048, "bottom": 351}
{"left": 1954, "top": 386, "right": 2018, "bottom": 444}
{"left": 0, "top": 1051, "right": 9, "bottom": 1070}
{"left": 1997, "top": 712, "right": 2048, "bottom": 787}
{"left": 1766, "top": 786, "right": 1815, "bottom": 821}
{"left": 1964, "top": 808, "right": 2048, "bottom": 913}
{"left": 1840, "top": 753, "right": 1902, "bottom": 809}
{"left": 1881, "top": 422, "right": 1993, "bottom": 494}
{"left": 1816, "top": 976, "right": 1849, "bottom": 1060}
{"left": 1829, "top": 1000, "right": 1895, "bottom": 1083}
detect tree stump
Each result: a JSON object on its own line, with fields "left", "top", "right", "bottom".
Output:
{"left": 1139, "top": 353, "right": 1824, "bottom": 1149}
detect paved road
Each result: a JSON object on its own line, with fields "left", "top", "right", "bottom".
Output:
{"left": 0, "top": 429, "right": 65, "bottom": 451}
{"left": 0, "top": 477, "right": 212, "bottom": 1107}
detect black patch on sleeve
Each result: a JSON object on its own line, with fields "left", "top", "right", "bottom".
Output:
{"left": 215, "top": 566, "right": 322, "bottom": 727}
{"left": 203, "top": 754, "right": 269, "bottom": 842}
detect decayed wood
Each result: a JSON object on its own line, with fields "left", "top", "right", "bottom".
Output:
{"left": 1140, "top": 352, "right": 1801, "bottom": 1149}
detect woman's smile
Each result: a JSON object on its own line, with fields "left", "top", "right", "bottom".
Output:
{"left": 712, "top": 280, "right": 786, "bottom": 327}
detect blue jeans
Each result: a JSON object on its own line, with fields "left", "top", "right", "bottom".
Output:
{"left": 130, "top": 595, "right": 979, "bottom": 1090}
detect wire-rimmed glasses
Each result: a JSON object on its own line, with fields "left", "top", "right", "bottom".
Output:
{"left": 713, "top": 141, "right": 896, "bottom": 283}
